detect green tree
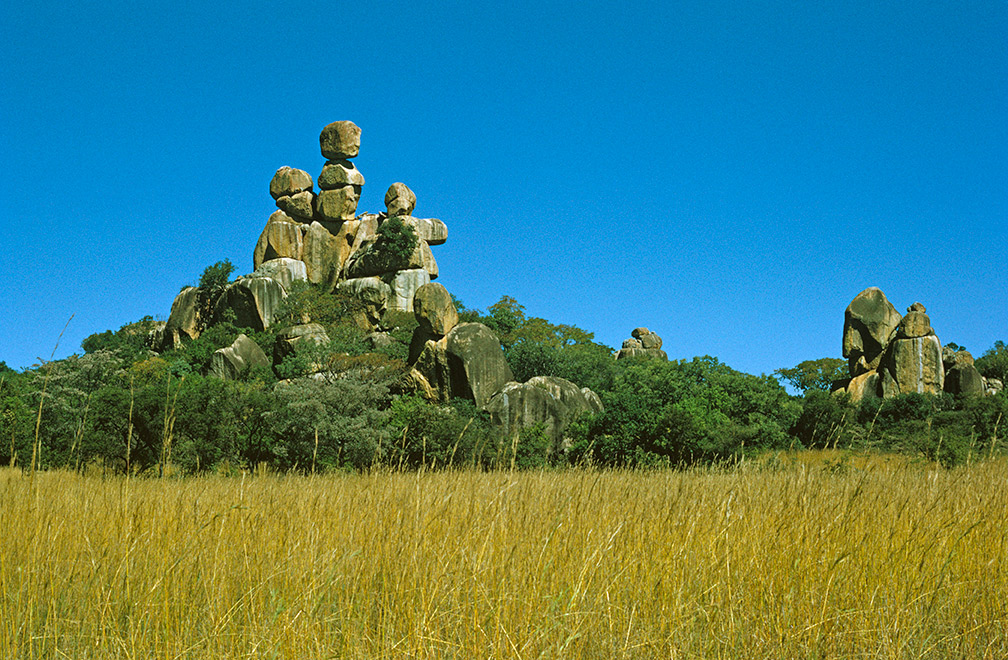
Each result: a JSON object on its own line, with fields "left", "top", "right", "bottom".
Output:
{"left": 774, "top": 358, "right": 847, "bottom": 393}
{"left": 976, "top": 340, "right": 1008, "bottom": 383}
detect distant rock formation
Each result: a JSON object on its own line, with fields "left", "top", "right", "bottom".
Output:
{"left": 836, "top": 287, "right": 990, "bottom": 402}
{"left": 616, "top": 327, "right": 668, "bottom": 360}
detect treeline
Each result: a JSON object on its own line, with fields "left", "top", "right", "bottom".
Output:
{"left": 2, "top": 265, "right": 1006, "bottom": 474}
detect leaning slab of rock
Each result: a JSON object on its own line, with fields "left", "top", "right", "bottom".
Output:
{"left": 254, "top": 210, "right": 305, "bottom": 270}
{"left": 945, "top": 363, "right": 984, "bottom": 397}
{"left": 319, "top": 120, "right": 361, "bottom": 160}
{"left": 444, "top": 323, "right": 514, "bottom": 407}
{"left": 846, "top": 371, "right": 880, "bottom": 403}
{"left": 302, "top": 221, "right": 347, "bottom": 290}
{"left": 843, "top": 287, "right": 902, "bottom": 376}
{"left": 212, "top": 277, "right": 286, "bottom": 332}
{"left": 400, "top": 216, "right": 448, "bottom": 246}
{"left": 211, "top": 334, "right": 270, "bottom": 380}
{"left": 385, "top": 182, "right": 416, "bottom": 217}
{"left": 158, "top": 286, "right": 202, "bottom": 350}
{"left": 269, "top": 166, "right": 313, "bottom": 200}
{"left": 414, "top": 282, "right": 458, "bottom": 337}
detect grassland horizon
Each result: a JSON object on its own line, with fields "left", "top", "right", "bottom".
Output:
{"left": 2, "top": 452, "right": 1006, "bottom": 659}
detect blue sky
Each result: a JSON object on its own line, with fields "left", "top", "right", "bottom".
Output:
{"left": 2, "top": 1, "right": 1005, "bottom": 377}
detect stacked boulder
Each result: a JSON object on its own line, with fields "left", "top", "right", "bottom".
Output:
{"left": 837, "top": 287, "right": 989, "bottom": 401}
{"left": 616, "top": 327, "right": 668, "bottom": 360}
{"left": 341, "top": 182, "right": 448, "bottom": 313}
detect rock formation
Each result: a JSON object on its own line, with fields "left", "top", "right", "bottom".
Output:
{"left": 616, "top": 327, "right": 668, "bottom": 360}
{"left": 836, "top": 288, "right": 989, "bottom": 402}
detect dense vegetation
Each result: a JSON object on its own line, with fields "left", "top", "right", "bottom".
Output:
{"left": 1, "top": 263, "right": 1005, "bottom": 474}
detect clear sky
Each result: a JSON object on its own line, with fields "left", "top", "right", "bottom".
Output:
{"left": 2, "top": 0, "right": 1005, "bottom": 376}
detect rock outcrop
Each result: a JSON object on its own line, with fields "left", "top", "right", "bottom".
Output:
{"left": 616, "top": 327, "right": 668, "bottom": 360}
{"left": 833, "top": 290, "right": 982, "bottom": 402}
{"left": 273, "top": 323, "right": 331, "bottom": 370}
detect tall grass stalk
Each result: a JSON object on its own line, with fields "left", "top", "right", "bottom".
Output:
{"left": 1, "top": 452, "right": 1005, "bottom": 658}
{"left": 29, "top": 314, "right": 73, "bottom": 480}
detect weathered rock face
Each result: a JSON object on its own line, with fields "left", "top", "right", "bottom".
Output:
{"left": 316, "top": 186, "right": 361, "bottom": 223}
{"left": 212, "top": 277, "right": 286, "bottom": 332}
{"left": 254, "top": 211, "right": 305, "bottom": 270}
{"left": 843, "top": 287, "right": 902, "bottom": 376}
{"left": 269, "top": 167, "right": 313, "bottom": 200}
{"left": 211, "top": 334, "right": 269, "bottom": 380}
{"left": 985, "top": 378, "right": 1004, "bottom": 396}
{"left": 616, "top": 327, "right": 668, "bottom": 360}
{"left": 319, "top": 121, "right": 361, "bottom": 160}
{"left": 484, "top": 376, "right": 603, "bottom": 456}
{"left": 879, "top": 335, "right": 944, "bottom": 397}
{"left": 846, "top": 371, "right": 880, "bottom": 403}
{"left": 413, "top": 282, "right": 458, "bottom": 337}
{"left": 273, "top": 323, "right": 330, "bottom": 368}
{"left": 385, "top": 269, "right": 431, "bottom": 313}
{"left": 336, "top": 277, "right": 391, "bottom": 329}
{"left": 385, "top": 182, "right": 416, "bottom": 217}
{"left": 253, "top": 258, "right": 307, "bottom": 292}
{"left": 302, "top": 221, "right": 346, "bottom": 290}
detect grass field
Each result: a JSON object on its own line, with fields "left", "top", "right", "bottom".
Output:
{"left": 1, "top": 453, "right": 1006, "bottom": 659}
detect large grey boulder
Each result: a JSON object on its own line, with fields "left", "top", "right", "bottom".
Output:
{"left": 945, "top": 364, "right": 985, "bottom": 397}
{"left": 319, "top": 120, "right": 361, "bottom": 160}
{"left": 253, "top": 258, "right": 307, "bottom": 291}
{"left": 411, "top": 323, "right": 514, "bottom": 408}
{"left": 269, "top": 167, "right": 313, "bottom": 200}
{"left": 211, "top": 334, "right": 270, "bottom": 380}
{"left": 413, "top": 282, "right": 458, "bottom": 337}
{"left": 484, "top": 376, "right": 603, "bottom": 456}
{"left": 212, "top": 277, "right": 286, "bottom": 332}
{"left": 843, "top": 287, "right": 902, "bottom": 376}
{"left": 302, "top": 221, "right": 346, "bottom": 290}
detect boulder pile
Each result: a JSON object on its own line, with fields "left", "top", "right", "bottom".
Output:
{"left": 616, "top": 327, "right": 668, "bottom": 360}
{"left": 836, "top": 287, "right": 993, "bottom": 401}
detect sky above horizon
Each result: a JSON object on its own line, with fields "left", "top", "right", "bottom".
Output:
{"left": 2, "top": 1, "right": 1005, "bottom": 377}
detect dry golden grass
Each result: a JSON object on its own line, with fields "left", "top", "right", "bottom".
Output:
{"left": 1, "top": 453, "right": 1006, "bottom": 659}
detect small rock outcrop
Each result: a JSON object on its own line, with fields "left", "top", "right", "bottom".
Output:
{"left": 210, "top": 334, "right": 270, "bottom": 380}
{"left": 616, "top": 327, "right": 668, "bottom": 360}
{"left": 832, "top": 289, "right": 993, "bottom": 402}
{"left": 273, "top": 323, "right": 331, "bottom": 370}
